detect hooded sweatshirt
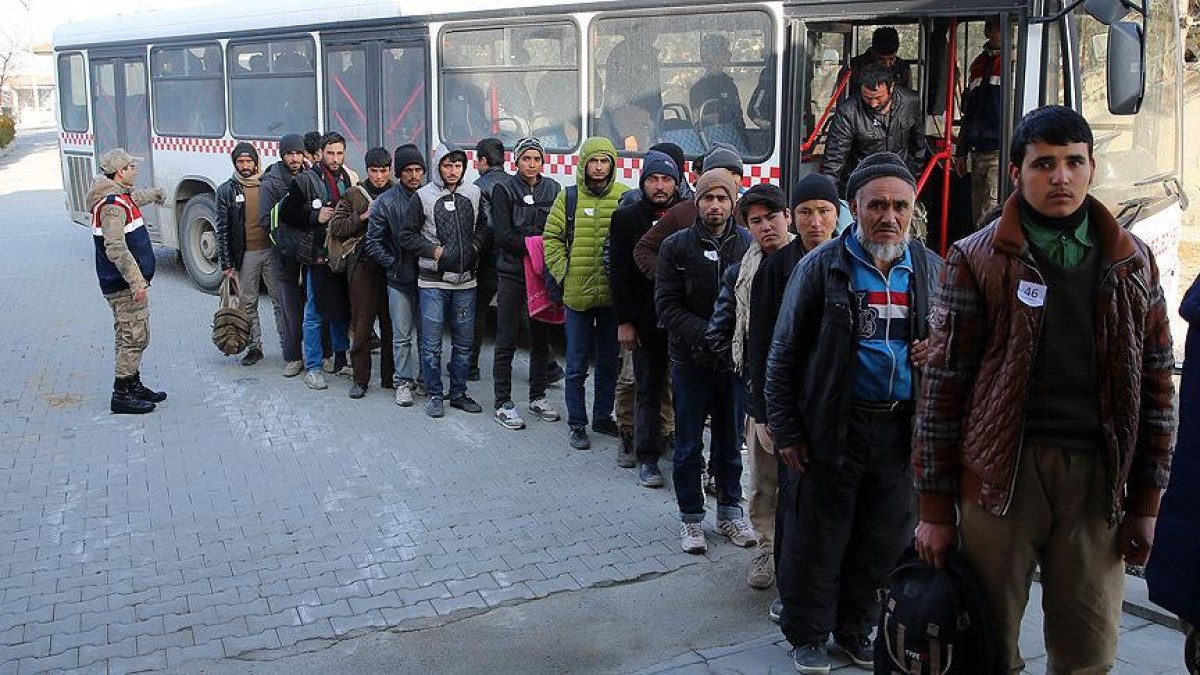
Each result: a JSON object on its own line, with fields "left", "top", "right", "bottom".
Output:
{"left": 398, "top": 142, "right": 491, "bottom": 290}
{"left": 542, "top": 137, "right": 630, "bottom": 311}
{"left": 88, "top": 176, "right": 157, "bottom": 295}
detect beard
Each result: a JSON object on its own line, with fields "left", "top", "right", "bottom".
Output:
{"left": 855, "top": 223, "right": 910, "bottom": 263}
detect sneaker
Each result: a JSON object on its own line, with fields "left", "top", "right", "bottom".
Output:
{"left": 395, "top": 382, "right": 414, "bottom": 407}
{"left": 592, "top": 417, "right": 619, "bottom": 437}
{"left": 415, "top": 381, "right": 427, "bottom": 397}
{"left": 569, "top": 427, "right": 590, "bottom": 450}
{"left": 617, "top": 428, "right": 636, "bottom": 468}
{"left": 528, "top": 398, "right": 561, "bottom": 422}
{"left": 304, "top": 370, "right": 327, "bottom": 390}
{"left": 283, "top": 360, "right": 304, "bottom": 378}
{"left": 637, "top": 461, "right": 664, "bottom": 488}
{"left": 336, "top": 365, "right": 354, "bottom": 378}
{"left": 703, "top": 471, "right": 718, "bottom": 497}
{"left": 748, "top": 549, "right": 775, "bottom": 589}
{"left": 494, "top": 402, "right": 526, "bottom": 429}
{"left": 790, "top": 643, "right": 830, "bottom": 674}
{"left": 716, "top": 517, "right": 757, "bottom": 547}
{"left": 322, "top": 357, "right": 336, "bottom": 374}
{"left": 426, "top": 396, "right": 445, "bottom": 418}
{"left": 449, "top": 395, "right": 483, "bottom": 413}
{"left": 681, "top": 522, "right": 707, "bottom": 554}
{"left": 768, "top": 597, "right": 782, "bottom": 624}
{"left": 333, "top": 351, "right": 349, "bottom": 374}
{"left": 241, "top": 347, "right": 263, "bottom": 366}
{"left": 468, "top": 366, "right": 481, "bottom": 381}
{"left": 546, "top": 362, "right": 565, "bottom": 385}
{"left": 348, "top": 382, "right": 367, "bottom": 399}
{"left": 833, "top": 633, "right": 874, "bottom": 668}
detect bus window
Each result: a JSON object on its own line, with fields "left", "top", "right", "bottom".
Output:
{"left": 57, "top": 53, "right": 88, "bottom": 133}
{"left": 150, "top": 44, "right": 225, "bottom": 137}
{"left": 382, "top": 45, "right": 428, "bottom": 158}
{"left": 590, "top": 9, "right": 774, "bottom": 159}
{"left": 325, "top": 46, "right": 369, "bottom": 166}
{"left": 1077, "top": 0, "right": 1180, "bottom": 207}
{"left": 439, "top": 22, "right": 579, "bottom": 151}
{"left": 228, "top": 38, "right": 317, "bottom": 139}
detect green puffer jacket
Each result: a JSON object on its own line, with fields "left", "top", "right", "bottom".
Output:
{"left": 543, "top": 137, "right": 630, "bottom": 311}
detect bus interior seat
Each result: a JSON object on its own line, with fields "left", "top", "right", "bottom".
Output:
{"left": 656, "top": 104, "right": 706, "bottom": 157}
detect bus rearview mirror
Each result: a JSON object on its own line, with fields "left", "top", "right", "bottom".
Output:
{"left": 1084, "top": 0, "right": 1130, "bottom": 25}
{"left": 1107, "top": 20, "right": 1145, "bottom": 115}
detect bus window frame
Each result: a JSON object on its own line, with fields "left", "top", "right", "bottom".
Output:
{"left": 436, "top": 17, "right": 583, "bottom": 154}
{"left": 226, "top": 34, "right": 318, "bottom": 141}
{"left": 57, "top": 51, "right": 90, "bottom": 133}
{"left": 588, "top": 5, "right": 777, "bottom": 162}
{"left": 149, "top": 42, "right": 227, "bottom": 139}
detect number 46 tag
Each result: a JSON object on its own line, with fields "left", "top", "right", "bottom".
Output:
{"left": 1017, "top": 280, "right": 1047, "bottom": 308}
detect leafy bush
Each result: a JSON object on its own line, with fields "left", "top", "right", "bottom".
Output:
{"left": 0, "top": 114, "right": 14, "bottom": 150}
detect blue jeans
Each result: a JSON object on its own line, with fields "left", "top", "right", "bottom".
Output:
{"left": 387, "top": 286, "right": 417, "bottom": 385}
{"left": 672, "top": 363, "right": 744, "bottom": 523}
{"left": 564, "top": 307, "right": 619, "bottom": 430}
{"left": 303, "top": 268, "right": 348, "bottom": 372}
{"left": 418, "top": 286, "right": 475, "bottom": 400}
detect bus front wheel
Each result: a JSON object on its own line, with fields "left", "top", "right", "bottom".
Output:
{"left": 180, "top": 193, "right": 222, "bottom": 294}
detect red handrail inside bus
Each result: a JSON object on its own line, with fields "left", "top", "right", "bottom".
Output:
{"left": 489, "top": 84, "right": 500, "bottom": 135}
{"left": 331, "top": 74, "right": 367, "bottom": 126}
{"left": 386, "top": 83, "right": 426, "bottom": 135}
{"left": 800, "top": 69, "right": 852, "bottom": 154}
{"left": 913, "top": 19, "right": 958, "bottom": 257}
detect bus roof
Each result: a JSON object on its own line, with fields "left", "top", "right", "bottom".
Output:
{"left": 52, "top": 0, "right": 627, "bottom": 49}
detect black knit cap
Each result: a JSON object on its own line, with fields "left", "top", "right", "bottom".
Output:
{"left": 393, "top": 143, "right": 426, "bottom": 173}
{"left": 846, "top": 151, "right": 916, "bottom": 200}
{"left": 790, "top": 173, "right": 840, "bottom": 214}
{"left": 279, "top": 133, "right": 305, "bottom": 154}
{"left": 231, "top": 141, "right": 259, "bottom": 166}
{"left": 738, "top": 183, "right": 787, "bottom": 221}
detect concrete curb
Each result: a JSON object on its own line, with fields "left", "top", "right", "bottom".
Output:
{"left": 1124, "top": 574, "right": 1182, "bottom": 631}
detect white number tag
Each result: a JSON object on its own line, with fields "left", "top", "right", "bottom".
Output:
{"left": 234, "top": 194, "right": 245, "bottom": 203}
{"left": 584, "top": 207, "right": 595, "bottom": 217}
{"left": 311, "top": 199, "right": 323, "bottom": 210}
{"left": 1017, "top": 280, "right": 1047, "bottom": 308}
{"left": 523, "top": 194, "right": 535, "bottom": 205}
{"left": 444, "top": 201, "right": 456, "bottom": 212}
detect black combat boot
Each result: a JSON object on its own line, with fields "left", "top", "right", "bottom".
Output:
{"left": 111, "top": 377, "right": 155, "bottom": 414}
{"left": 129, "top": 372, "right": 167, "bottom": 403}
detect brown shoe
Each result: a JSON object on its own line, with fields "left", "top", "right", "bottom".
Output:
{"left": 747, "top": 549, "right": 775, "bottom": 590}
{"left": 617, "top": 427, "right": 636, "bottom": 468}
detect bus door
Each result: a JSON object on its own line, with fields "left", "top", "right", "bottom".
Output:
{"left": 322, "top": 32, "right": 429, "bottom": 171}
{"left": 782, "top": 19, "right": 854, "bottom": 184}
{"left": 90, "top": 51, "right": 157, "bottom": 232}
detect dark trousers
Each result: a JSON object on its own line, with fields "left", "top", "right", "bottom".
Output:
{"left": 493, "top": 274, "right": 550, "bottom": 407}
{"left": 672, "top": 362, "right": 744, "bottom": 522}
{"left": 632, "top": 328, "right": 670, "bottom": 462}
{"left": 470, "top": 261, "right": 498, "bottom": 372}
{"left": 273, "top": 253, "right": 305, "bottom": 363}
{"left": 777, "top": 406, "right": 915, "bottom": 646}
{"left": 348, "top": 260, "right": 394, "bottom": 387}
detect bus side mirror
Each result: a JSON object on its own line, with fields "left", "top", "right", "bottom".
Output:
{"left": 1107, "top": 20, "right": 1145, "bottom": 115}
{"left": 1084, "top": 0, "right": 1130, "bottom": 24}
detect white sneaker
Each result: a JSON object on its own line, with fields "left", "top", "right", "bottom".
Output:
{"left": 336, "top": 366, "right": 354, "bottom": 378}
{"left": 716, "top": 517, "right": 757, "bottom": 547}
{"left": 304, "top": 370, "right": 327, "bottom": 390}
{"left": 322, "top": 357, "right": 336, "bottom": 374}
{"left": 394, "top": 382, "right": 414, "bottom": 407}
{"left": 528, "top": 398, "right": 561, "bottom": 422}
{"left": 494, "top": 402, "right": 526, "bottom": 430}
{"left": 282, "top": 360, "right": 303, "bottom": 378}
{"left": 681, "top": 522, "right": 707, "bottom": 554}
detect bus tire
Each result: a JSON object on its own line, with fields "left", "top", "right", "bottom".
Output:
{"left": 179, "top": 193, "right": 222, "bottom": 294}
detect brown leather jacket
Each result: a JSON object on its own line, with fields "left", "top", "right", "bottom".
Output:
{"left": 914, "top": 194, "right": 1175, "bottom": 525}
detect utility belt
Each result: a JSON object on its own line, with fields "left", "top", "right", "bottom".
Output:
{"left": 849, "top": 399, "right": 914, "bottom": 414}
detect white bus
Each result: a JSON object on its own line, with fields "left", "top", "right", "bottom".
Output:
{"left": 53, "top": 0, "right": 1185, "bottom": 299}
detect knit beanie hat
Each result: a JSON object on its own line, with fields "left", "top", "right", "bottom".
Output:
{"left": 648, "top": 143, "right": 686, "bottom": 176}
{"left": 694, "top": 168, "right": 740, "bottom": 204}
{"left": 279, "top": 133, "right": 304, "bottom": 155}
{"left": 738, "top": 183, "right": 788, "bottom": 221}
{"left": 790, "top": 173, "right": 841, "bottom": 214}
{"left": 641, "top": 150, "right": 680, "bottom": 186}
{"left": 702, "top": 143, "right": 743, "bottom": 176}
{"left": 393, "top": 143, "right": 426, "bottom": 173}
{"left": 514, "top": 136, "right": 545, "bottom": 161}
{"left": 846, "top": 151, "right": 916, "bottom": 200}
{"left": 231, "top": 141, "right": 259, "bottom": 167}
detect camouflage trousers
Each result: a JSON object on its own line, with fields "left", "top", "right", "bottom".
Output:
{"left": 106, "top": 289, "right": 150, "bottom": 378}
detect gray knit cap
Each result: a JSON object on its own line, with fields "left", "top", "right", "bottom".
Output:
{"left": 514, "top": 136, "right": 545, "bottom": 160}
{"left": 846, "top": 151, "right": 916, "bottom": 200}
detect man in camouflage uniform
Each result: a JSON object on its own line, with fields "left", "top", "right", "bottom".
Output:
{"left": 88, "top": 149, "right": 167, "bottom": 414}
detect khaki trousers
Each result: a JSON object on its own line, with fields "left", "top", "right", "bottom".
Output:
{"left": 960, "top": 443, "right": 1125, "bottom": 674}
{"left": 106, "top": 289, "right": 149, "bottom": 378}
{"left": 745, "top": 417, "right": 778, "bottom": 551}
{"left": 237, "top": 247, "right": 281, "bottom": 351}
{"left": 970, "top": 150, "right": 1001, "bottom": 226}
{"left": 615, "top": 348, "right": 673, "bottom": 432}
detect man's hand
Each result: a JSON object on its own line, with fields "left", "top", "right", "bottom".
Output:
{"left": 223, "top": 268, "right": 237, "bottom": 280}
{"left": 433, "top": 246, "right": 444, "bottom": 261}
{"left": 317, "top": 206, "right": 335, "bottom": 224}
{"left": 133, "top": 287, "right": 148, "bottom": 304}
{"left": 911, "top": 339, "right": 929, "bottom": 369}
{"left": 778, "top": 442, "right": 809, "bottom": 473}
{"left": 618, "top": 323, "right": 640, "bottom": 351}
{"left": 914, "top": 520, "right": 957, "bottom": 569}
{"left": 1117, "top": 515, "right": 1156, "bottom": 565}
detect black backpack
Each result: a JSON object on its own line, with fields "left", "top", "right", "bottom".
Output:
{"left": 544, "top": 186, "right": 577, "bottom": 305}
{"left": 875, "top": 545, "right": 1005, "bottom": 675}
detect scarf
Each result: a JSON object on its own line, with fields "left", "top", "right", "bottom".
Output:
{"left": 234, "top": 171, "right": 266, "bottom": 251}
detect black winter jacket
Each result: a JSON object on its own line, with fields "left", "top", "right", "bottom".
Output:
{"left": 655, "top": 221, "right": 751, "bottom": 368}
{"left": 822, "top": 87, "right": 927, "bottom": 194}
{"left": 215, "top": 177, "right": 249, "bottom": 271}
{"left": 609, "top": 198, "right": 670, "bottom": 335}
{"left": 745, "top": 238, "right": 809, "bottom": 421}
{"left": 280, "top": 165, "right": 354, "bottom": 264}
{"left": 491, "top": 173, "right": 561, "bottom": 279}
{"left": 364, "top": 182, "right": 421, "bottom": 291}
{"left": 703, "top": 263, "right": 740, "bottom": 372}
{"left": 764, "top": 228, "right": 942, "bottom": 459}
